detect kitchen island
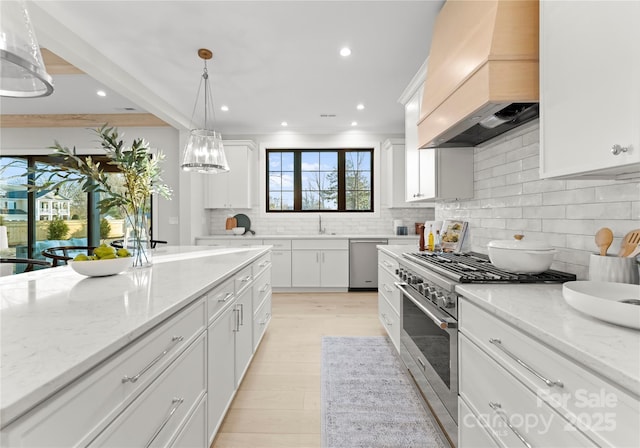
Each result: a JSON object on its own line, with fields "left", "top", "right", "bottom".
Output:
{"left": 0, "top": 245, "right": 272, "bottom": 447}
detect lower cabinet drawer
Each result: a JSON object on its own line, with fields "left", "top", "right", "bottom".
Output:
{"left": 460, "top": 299, "right": 639, "bottom": 448}
{"left": 459, "top": 334, "right": 598, "bottom": 448}
{"left": 253, "top": 252, "right": 271, "bottom": 279}
{"left": 90, "top": 334, "right": 207, "bottom": 447}
{"left": 207, "top": 277, "right": 235, "bottom": 323}
{"left": 458, "top": 396, "right": 500, "bottom": 448}
{"left": 377, "top": 264, "right": 400, "bottom": 314}
{"left": 253, "top": 268, "right": 272, "bottom": 314}
{"left": 0, "top": 299, "right": 206, "bottom": 448}
{"left": 378, "top": 294, "right": 400, "bottom": 353}
{"left": 169, "top": 394, "right": 207, "bottom": 448}
{"left": 253, "top": 294, "right": 272, "bottom": 350}
{"left": 234, "top": 265, "right": 253, "bottom": 294}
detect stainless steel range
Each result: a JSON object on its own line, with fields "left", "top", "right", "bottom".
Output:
{"left": 394, "top": 251, "right": 576, "bottom": 448}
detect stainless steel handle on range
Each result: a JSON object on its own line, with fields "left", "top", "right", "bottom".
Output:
{"left": 611, "top": 144, "right": 630, "bottom": 155}
{"left": 394, "top": 282, "right": 456, "bottom": 330}
{"left": 217, "top": 292, "right": 233, "bottom": 303}
{"left": 488, "top": 402, "right": 532, "bottom": 448}
{"left": 122, "top": 336, "right": 184, "bottom": 383}
{"left": 489, "top": 338, "right": 563, "bottom": 388}
{"left": 144, "top": 397, "right": 184, "bottom": 448}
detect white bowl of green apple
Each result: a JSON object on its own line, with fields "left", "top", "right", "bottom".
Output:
{"left": 69, "top": 245, "right": 133, "bottom": 277}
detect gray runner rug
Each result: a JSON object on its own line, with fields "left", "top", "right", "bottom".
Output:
{"left": 321, "top": 336, "right": 448, "bottom": 448}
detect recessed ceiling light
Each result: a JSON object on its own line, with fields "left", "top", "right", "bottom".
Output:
{"left": 220, "top": 105, "right": 229, "bottom": 112}
{"left": 356, "top": 103, "right": 365, "bottom": 110}
{"left": 340, "top": 47, "right": 351, "bottom": 57}
{"left": 281, "top": 121, "right": 288, "bottom": 127}
{"left": 96, "top": 90, "right": 106, "bottom": 97}
{"left": 351, "top": 121, "right": 358, "bottom": 126}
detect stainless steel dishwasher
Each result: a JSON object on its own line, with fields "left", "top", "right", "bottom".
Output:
{"left": 349, "top": 239, "right": 388, "bottom": 291}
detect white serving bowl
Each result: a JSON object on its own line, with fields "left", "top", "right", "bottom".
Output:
{"left": 563, "top": 281, "right": 640, "bottom": 329}
{"left": 488, "top": 236, "right": 556, "bottom": 274}
{"left": 232, "top": 227, "right": 245, "bottom": 235}
{"left": 69, "top": 256, "right": 132, "bottom": 277}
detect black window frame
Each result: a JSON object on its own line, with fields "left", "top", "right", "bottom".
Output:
{"left": 266, "top": 148, "right": 374, "bottom": 213}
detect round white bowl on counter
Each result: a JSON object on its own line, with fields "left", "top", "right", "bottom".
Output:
{"left": 68, "top": 257, "right": 133, "bottom": 277}
{"left": 487, "top": 235, "right": 556, "bottom": 274}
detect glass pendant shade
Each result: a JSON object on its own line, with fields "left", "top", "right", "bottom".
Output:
{"left": 0, "top": 0, "right": 54, "bottom": 97}
{"left": 181, "top": 129, "right": 229, "bottom": 173}
{"left": 181, "top": 48, "right": 229, "bottom": 173}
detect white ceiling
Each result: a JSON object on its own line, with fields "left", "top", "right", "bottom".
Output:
{"left": 2, "top": 0, "right": 444, "bottom": 135}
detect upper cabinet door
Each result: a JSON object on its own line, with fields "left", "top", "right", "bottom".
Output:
{"left": 540, "top": 1, "right": 640, "bottom": 179}
{"left": 205, "top": 141, "right": 256, "bottom": 209}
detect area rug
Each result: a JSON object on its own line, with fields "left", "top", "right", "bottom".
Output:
{"left": 321, "top": 336, "right": 447, "bottom": 448}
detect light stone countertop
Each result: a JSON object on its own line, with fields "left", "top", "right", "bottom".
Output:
{"left": 197, "top": 234, "right": 422, "bottom": 240}
{"left": 378, "top": 246, "right": 640, "bottom": 397}
{"left": 0, "top": 245, "right": 270, "bottom": 427}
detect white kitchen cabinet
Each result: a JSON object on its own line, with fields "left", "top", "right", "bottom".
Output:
{"left": 400, "top": 66, "right": 473, "bottom": 201}
{"left": 170, "top": 395, "right": 208, "bottom": 448}
{"left": 540, "top": 1, "right": 640, "bottom": 179}
{"left": 234, "top": 287, "right": 253, "bottom": 386}
{"left": 458, "top": 397, "right": 500, "bottom": 448}
{"left": 377, "top": 250, "right": 400, "bottom": 352}
{"left": 382, "top": 139, "right": 432, "bottom": 208}
{"left": 459, "top": 298, "right": 639, "bottom": 448}
{"left": 90, "top": 335, "right": 207, "bottom": 448}
{"left": 268, "top": 239, "right": 292, "bottom": 288}
{"left": 291, "top": 239, "right": 349, "bottom": 288}
{"left": 205, "top": 140, "right": 257, "bottom": 208}
{"left": 207, "top": 302, "right": 236, "bottom": 442}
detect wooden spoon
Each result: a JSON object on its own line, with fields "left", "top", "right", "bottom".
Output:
{"left": 618, "top": 229, "right": 640, "bottom": 257}
{"left": 595, "top": 227, "right": 614, "bottom": 256}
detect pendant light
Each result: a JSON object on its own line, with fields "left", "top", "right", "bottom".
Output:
{"left": 0, "top": 0, "right": 54, "bottom": 97}
{"left": 181, "top": 48, "right": 229, "bottom": 173}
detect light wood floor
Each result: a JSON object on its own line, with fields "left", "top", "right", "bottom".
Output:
{"left": 211, "top": 292, "right": 386, "bottom": 448}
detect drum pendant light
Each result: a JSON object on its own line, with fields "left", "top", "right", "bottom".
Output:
{"left": 0, "top": 0, "right": 54, "bottom": 97}
{"left": 181, "top": 48, "right": 229, "bottom": 173}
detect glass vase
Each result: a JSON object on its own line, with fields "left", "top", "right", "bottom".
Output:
{"left": 123, "top": 208, "right": 152, "bottom": 268}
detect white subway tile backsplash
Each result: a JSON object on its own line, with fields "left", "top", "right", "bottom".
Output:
{"left": 543, "top": 188, "right": 595, "bottom": 205}
{"left": 566, "top": 202, "right": 632, "bottom": 220}
{"left": 437, "top": 121, "right": 639, "bottom": 279}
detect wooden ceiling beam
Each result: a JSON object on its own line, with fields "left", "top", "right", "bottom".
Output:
{"left": 0, "top": 114, "right": 170, "bottom": 128}
{"left": 41, "top": 48, "right": 84, "bottom": 75}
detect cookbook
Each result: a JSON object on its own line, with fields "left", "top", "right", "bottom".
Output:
{"left": 440, "top": 220, "right": 468, "bottom": 253}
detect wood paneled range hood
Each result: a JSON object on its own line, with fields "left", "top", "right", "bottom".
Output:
{"left": 418, "top": 0, "right": 539, "bottom": 148}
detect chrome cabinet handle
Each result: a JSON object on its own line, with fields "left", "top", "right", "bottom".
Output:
{"left": 240, "top": 275, "right": 252, "bottom": 283}
{"left": 383, "top": 284, "right": 394, "bottom": 293}
{"left": 489, "top": 402, "right": 532, "bottom": 448}
{"left": 238, "top": 303, "right": 244, "bottom": 326}
{"left": 259, "top": 260, "right": 271, "bottom": 267}
{"left": 382, "top": 260, "right": 393, "bottom": 268}
{"left": 489, "top": 338, "right": 563, "bottom": 388}
{"left": 217, "top": 292, "right": 233, "bottom": 303}
{"left": 395, "top": 282, "right": 456, "bottom": 329}
{"left": 144, "top": 397, "right": 184, "bottom": 448}
{"left": 322, "top": 252, "right": 325, "bottom": 263}
{"left": 233, "top": 307, "right": 240, "bottom": 332}
{"left": 259, "top": 283, "right": 270, "bottom": 293}
{"left": 316, "top": 252, "right": 319, "bottom": 263}
{"left": 611, "top": 144, "right": 630, "bottom": 155}
{"left": 260, "top": 313, "right": 271, "bottom": 325}
{"left": 122, "top": 336, "right": 184, "bottom": 383}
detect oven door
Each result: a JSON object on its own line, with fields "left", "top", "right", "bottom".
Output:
{"left": 396, "top": 281, "right": 458, "bottom": 424}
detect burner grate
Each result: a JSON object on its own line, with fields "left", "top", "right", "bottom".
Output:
{"left": 403, "top": 251, "right": 576, "bottom": 283}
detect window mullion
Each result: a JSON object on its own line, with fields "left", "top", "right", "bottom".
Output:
{"left": 337, "top": 151, "right": 345, "bottom": 211}
{"left": 293, "top": 151, "right": 302, "bottom": 210}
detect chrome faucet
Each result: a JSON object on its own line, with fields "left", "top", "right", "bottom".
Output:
{"left": 318, "top": 215, "right": 326, "bottom": 234}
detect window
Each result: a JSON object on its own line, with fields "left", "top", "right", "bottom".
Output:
{"left": 267, "top": 149, "right": 373, "bottom": 212}
{"left": 0, "top": 155, "right": 153, "bottom": 263}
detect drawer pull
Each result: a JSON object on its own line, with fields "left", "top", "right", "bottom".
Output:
{"left": 488, "top": 402, "right": 532, "bottom": 448}
{"left": 380, "top": 313, "right": 392, "bottom": 326}
{"left": 383, "top": 284, "right": 393, "bottom": 293}
{"left": 260, "top": 313, "right": 271, "bottom": 325}
{"left": 259, "top": 283, "right": 270, "bottom": 293}
{"left": 217, "top": 292, "right": 233, "bottom": 303}
{"left": 145, "top": 397, "right": 184, "bottom": 448}
{"left": 240, "top": 275, "right": 252, "bottom": 283}
{"left": 259, "top": 260, "right": 271, "bottom": 268}
{"left": 382, "top": 260, "right": 393, "bottom": 268}
{"left": 122, "top": 336, "right": 184, "bottom": 384}
{"left": 238, "top": 303, "right": 245, "bottom": 326}
{"left": 489, "top": 338, "right": 564, "bottom": 388}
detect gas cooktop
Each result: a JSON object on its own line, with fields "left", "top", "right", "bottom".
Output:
{"left": 402, "top": 251, "right": 576, "bottom": 283}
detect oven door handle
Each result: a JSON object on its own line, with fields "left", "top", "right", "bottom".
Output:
{"left": 395, "top": 282, "right": 456, "bottom": 330}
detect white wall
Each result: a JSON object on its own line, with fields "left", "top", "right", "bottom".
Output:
{"left": 206, "top": 132, "right": 435, "bottom": 236}
{"left": 436, "top": 120, "right": 640, "bottom": 280}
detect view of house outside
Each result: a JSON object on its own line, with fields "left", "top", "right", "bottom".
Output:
{"left": 0, "top": 157, "right": 126, "bottom": 265}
